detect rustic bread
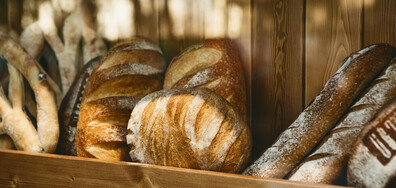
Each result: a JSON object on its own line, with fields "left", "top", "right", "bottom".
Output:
{"left": 288, "top": 57, "right": 396, "bottom": 184}
{"left": 126, "top": 88, "right": 252, "bottom": 173}
{"left": 347, "top": 97, "right": 396, "bottom": 188}
{"left": 164, "top": 39, "right": 247, "bottom": 120}
{"left": 76, "top": 37, "right": 166, "bottom": 161}
{"left": 243, "top": 44, "right": 396, "bottom": 178}
{"left": 56, "top": 57, "right": 101, "bottom": 156}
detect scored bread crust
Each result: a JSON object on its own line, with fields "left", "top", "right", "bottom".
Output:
{"left": 76, "top": 37, "right": 165, "bottom": 161}
{"left": 243, "top": 44, "right": 396, "bottom": 178}
{"left": 164, "top": 39, "right": 247, "bottom": 121}
{"left": 127, "top": 88, "right": 252, "bottom": 173}
{"left": 288, "top": 57, "right": 396, "bottom": 184}
{"left": 347, "top": 98, "right": 396, "bottom": 188}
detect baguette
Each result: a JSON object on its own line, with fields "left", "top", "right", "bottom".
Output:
{"left": 127, "top": 88, "right": 252, "bottom": 173}
{"left": 0, "top": 31, "right": 59, "bottom": 153}
{"left": 288, "top": 57, "right": 396, "bottom": 183}
{"left": 348, "top": 98, "right": 396, "bottom": 188}
{"left": 243, "top": 44, "right": 396, "bottom": 178}
{"left": 76, "top": 37, "right": 165, "bottom": 161}
{"left": 56, "top": 57, "right": 101, "bottom": 156}
{"left": 164, "top": 39, "right": 247, "bottom": 121}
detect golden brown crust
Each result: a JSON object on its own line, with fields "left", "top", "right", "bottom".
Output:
{"left": 57, "top": 57, "right": 101, "bottom": 156}
{"left": 164, "top": 39, "right": 247, "bottom": 121}
{"left": 0, "top": 31, "right": 59, "bottom": 153}
{"left": 127, "top": 88, "right": 252, "bottom": 173}
{"left": 243, "top": 44, "right": 396, "bottom": 178}
{"left": 288, "top": 58, "right": 396, "bottom": 184}
{"left": 76, "top": 38, "right": 165, "bottom": 161}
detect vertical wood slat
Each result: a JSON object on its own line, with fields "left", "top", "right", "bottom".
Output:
{"left": 305, "top": 0, "right": 363, "bottom": 106}
{"left": 251, "top": 0, "right": 304, "bottom": 158}
{"left": 134, "top": 0, "right": 160, "bottom": 44}
{"left": 7, "top": 0, "right": 22, "bottom": 34}
{"left": 0, "top": 0, "right": 7, "bottom": 28}
{"left": 363, "top": 0, "right": 396, "bottom": 46}
{"left": 229, "top": 1, "right": 252, "bottom": 127}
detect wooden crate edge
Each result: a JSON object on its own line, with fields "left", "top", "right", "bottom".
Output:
{"left": 0, "top": 149, "right": 348, "bottom": 188}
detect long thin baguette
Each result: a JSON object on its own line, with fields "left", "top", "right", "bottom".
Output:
{"left": 288, "top": 57, "right": 396, "bottom": 183}
{"left": 243, "top": 44, "right": 396, "bottom": 178}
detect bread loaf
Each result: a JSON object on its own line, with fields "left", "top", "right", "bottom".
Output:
{"left": 243, "top": 44, "right": 396, "bottom": 178}
{"left": 76, "top": 37, "right": 166, "bottom": 161}
{"left": 56, "top": 56, "right": 101, "bottom": 156}
{"left": 164, "top": 39, "right": 247, "bottom": 120}
{"left": 126, "top": 88, "right": 252, "bottom": 173}
{"left": 288, "top": 57, "right": 396, "bottom": 184}
{"left": 348, "top": 97, "right": 396, "bottom": 188}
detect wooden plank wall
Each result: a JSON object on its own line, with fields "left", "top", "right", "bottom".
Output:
{"left": 251, "top": 0, "right": 304, "bottom": 158}
{"left": 0, "top": 0, "right": 395, "bottom": 162}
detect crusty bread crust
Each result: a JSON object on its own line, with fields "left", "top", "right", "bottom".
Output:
{"left": 76, "top": 38, "right": 165, "bottom": 161}
{"left": 164, "top": 39, "right": 247, "bottom": 121}
{"left": 243, "top": 44, "right": 396, "bottom": 178}
{"left": 57, "top": 57, "right": 101, "bottom": 156}
{"left": 348, "top": 97, "right": 396, "bottom": 188}
{"left": 289, "top": 57, "right": 396, "bottom": 184}
{"left": 127, "top": 88, "right": 252, "bottom": 173}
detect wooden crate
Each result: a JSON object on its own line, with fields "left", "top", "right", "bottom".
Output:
{"left": 0, "top": 0, "right": 395, "bottom": 187}
{"left": 0, "top": 149, "right": 347, "bottom": 188}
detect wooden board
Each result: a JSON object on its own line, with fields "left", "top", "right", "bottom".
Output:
{"left": 251, "top": 0, "right": 304, "bottom": 158}
{"left": 0, "top": 149, "right": 347, "bottom": 188}
{"left": 363, "top": 0, "right": 396, "bottom": 46}
{"left": 305, "top": 0, "right": 362, "bottom": 106}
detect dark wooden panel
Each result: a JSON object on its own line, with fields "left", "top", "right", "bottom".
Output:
{"left": 251, "top": 0, "right": 304, "bottom": 159}
{"left": 363, "top": 0, "right": 396, "bottom": 46}
{"left": 0, "top": 0, "right": 7, "bottom": 27}
{"left": 134, "top": 0, "right": 160, "bottom": 44}
{"left": 305, "top": 0, "right": 363, "bottom": 106}
{"left": 7, "top": 0, "right": 22, "bottom": 34}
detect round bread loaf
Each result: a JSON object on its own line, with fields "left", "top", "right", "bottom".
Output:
{"left": 126, "top": 88, "right": 252, "bottom": 173}
{"left": 163, "top": 39, "right": 247, "bottom": 121}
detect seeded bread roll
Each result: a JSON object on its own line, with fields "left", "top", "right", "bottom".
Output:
{"left": 288, "top": 57, "right": 396, "bottom": 184}
{"left": 127, "top": 88, "right": 252, "bottom": 173}
{"left": 243, "top": 44, "right": 396, "bottom": 178}
{"left": 348, "top": 98, "right": 396, "bottom": 188}
{"left": 164, "top": 39, "right": 247, "bottom": 121}
{"left": 76, "top": 37, "right": 166, "bottom": 161}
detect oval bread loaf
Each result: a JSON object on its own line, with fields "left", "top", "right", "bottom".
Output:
{"left": 164, "top": 39, "right": 247, "bottom": 120}
{"left": 126, "top": 88, "right": 252, "bottom": 173}
{"left": 76, "top": 37, "right": 166, "bottom": 161}
{"left": 288, "top": 57, "right": 396, "bottom": 184}
{"left": 243, "top": 44, "right": 396, "bottom": 178}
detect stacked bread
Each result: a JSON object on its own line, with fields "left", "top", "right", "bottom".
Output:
{"left": 244, "top": 44, "right": 396, "bottom": 185}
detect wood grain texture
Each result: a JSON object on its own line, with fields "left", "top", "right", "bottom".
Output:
{"left": 251, "top": 0, "right": 304, "bottom": 158}
{"left": 0, "top": 149, "right": 345, "bottom": 188}
{"left": 363, "top": 0, "right": 396, "bottom": 46}
{"left": 305, "top": 0, "right": 362, "bottom": 107}
{"left": 134, "top": 0, "right": 159, "bottom": 44}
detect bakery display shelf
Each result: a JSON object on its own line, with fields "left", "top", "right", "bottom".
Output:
{"left": 0, "top": 149, "right": 348, "bottom": 188}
